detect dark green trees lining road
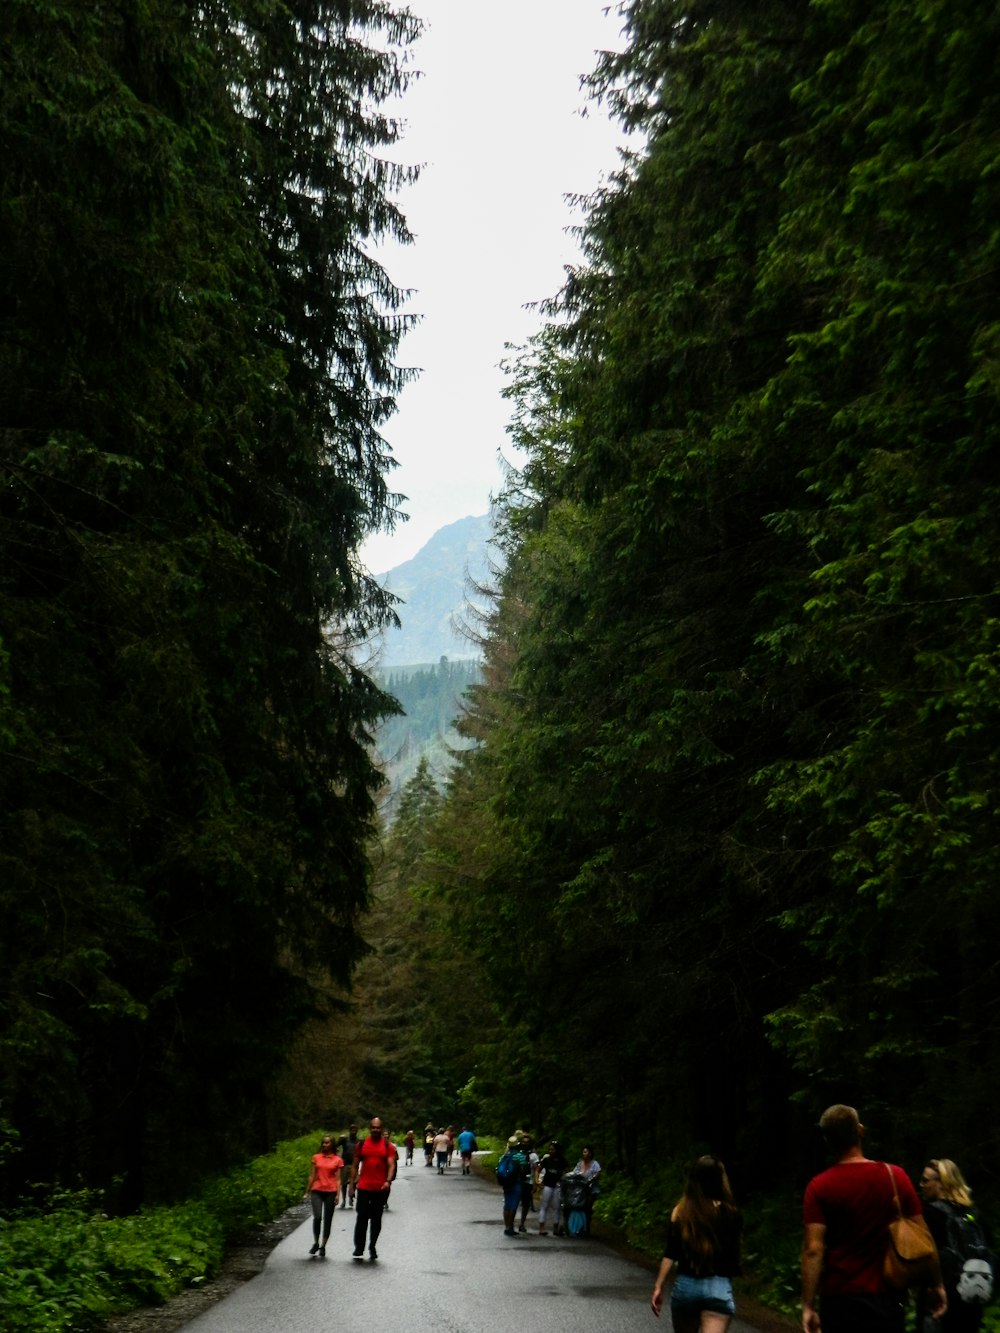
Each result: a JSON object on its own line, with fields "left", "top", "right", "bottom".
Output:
{"left": 416, "top": 0, "right": 1000, "bottom": 1196}
{"left": 0, "top": 0, "right": 416, "bottom": 1208}
{"left": 4, "top": 0, "right": 1000, "bottom": 1239}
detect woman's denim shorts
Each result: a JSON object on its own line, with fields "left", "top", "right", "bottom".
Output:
{"left": 671, "top": 1273, "right": 736, "bottom": 1316}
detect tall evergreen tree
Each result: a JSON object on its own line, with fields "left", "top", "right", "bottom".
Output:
{"left": 428, "top": 0, "right": 1000, "bottom": 1186}
{"left": 0, "top": 0, "right": 417, "bottom": 1206}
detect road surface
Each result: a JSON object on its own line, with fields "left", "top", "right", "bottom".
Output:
{"left": 186, "top": 1151, "right": 768, "bottom": 1327}
{"left": 182, "top": 1155, "right": 765, "bottom": 1332}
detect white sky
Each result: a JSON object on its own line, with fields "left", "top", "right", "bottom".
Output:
{"left": 361, "top": 0, "right": 632, "bottom": 574}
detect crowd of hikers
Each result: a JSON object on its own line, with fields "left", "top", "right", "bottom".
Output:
{"left": 301, "top": 1103, "right": 995, "bottom": 1333}
{"left": 494, "top": 1131, "right": 601, "bottom": 1238}
{"left": 648, "top": 1107, "right": 996, "bottom": 1333}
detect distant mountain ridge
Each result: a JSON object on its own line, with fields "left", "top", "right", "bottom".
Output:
{"left": 374, "top": 513, "right": 495, "bottom": 668}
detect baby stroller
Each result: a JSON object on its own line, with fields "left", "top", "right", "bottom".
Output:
{"left": 560, "top": 1171, "right": 592, "bottom": 1237}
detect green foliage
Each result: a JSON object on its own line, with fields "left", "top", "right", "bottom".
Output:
{"left": 417, "top": 0, "right": 1000, "bottom": 1212}
{"left": 738, "top": 1192, "right": 805, "bottom": 1319}
{"left": 0, "top": 1134, "right": 314, "bottom": 1331}
{"left": 338, "top": 759, "right": 494, "bottom": 1125}
{"left": 595, "top": 1160, "right": 688, "bottom": 1257}
{"left": 1, "top": 0, "right": 417, "bottom": 1206}
{"left": 375, "top": 659, "right": 481, "bottom": 819}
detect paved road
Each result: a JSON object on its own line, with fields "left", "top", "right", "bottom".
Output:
{"left": 182, "top": 1156, "right": 763, "bottom": 1332}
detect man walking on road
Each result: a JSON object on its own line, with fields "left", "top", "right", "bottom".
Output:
{"left": 337, "top": 1122, "right": 359, "bottom": 1207}
{"left": 456, "top": 1126, "right": 478, "bottom": 1175}
{"left": 801, "top": 1104, "right": 946, "bottom": 1333}
{"left": 349, "top": 1117, "right": 397, "bottom": 1261}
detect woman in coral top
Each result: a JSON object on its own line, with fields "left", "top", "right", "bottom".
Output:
{"left": 304, "top": 1134, "right": 343, "bottom": 1257}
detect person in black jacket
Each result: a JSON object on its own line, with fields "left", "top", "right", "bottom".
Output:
{"left": 919, "top": 1158, "right": 991, "bottom": 1332}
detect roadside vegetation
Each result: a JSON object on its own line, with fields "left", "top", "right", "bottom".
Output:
{"left": 0, "top": 1134, "right": 315, "bottom": 1332}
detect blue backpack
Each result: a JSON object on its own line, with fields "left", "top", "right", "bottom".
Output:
{"left": 496, "top": 1151, "right": 523, "bottom": 1188}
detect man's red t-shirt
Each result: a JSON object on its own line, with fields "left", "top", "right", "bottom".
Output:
{"left": 354, "top": 1135, "right": 397, "bottom": 1191}
{"left": 803, "top": 1159, "right": 922, "bottom": 1295}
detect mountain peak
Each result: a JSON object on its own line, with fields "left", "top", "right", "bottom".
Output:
{"left": 374, "top": 513, "right": 495, "bottom": 668}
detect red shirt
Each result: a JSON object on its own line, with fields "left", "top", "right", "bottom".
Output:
{"left": 804, "top": 1159, "right": 922, "bottom": 1295}
{"left": 354, "top": 1135, "right": 396, "bottom": 1191}
{"left": 310, "top": 1152, "right": 343, "bottom": 1193}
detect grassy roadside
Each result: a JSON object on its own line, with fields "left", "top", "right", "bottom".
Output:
{"left": 0, "top": 1133, "right": 319, "bottom": 1332}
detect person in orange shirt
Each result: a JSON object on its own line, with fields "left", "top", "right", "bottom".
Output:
{"left": 304, "top": 1134, "right": 343, "bottom": 1258}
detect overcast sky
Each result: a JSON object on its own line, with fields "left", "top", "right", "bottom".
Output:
{"left": 361, "top": 0, "right": 632, "bottom": 574}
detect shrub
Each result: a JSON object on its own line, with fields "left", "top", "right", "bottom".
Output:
{"left": 0, "top": 1133, "right": 316, "bottom": 1331}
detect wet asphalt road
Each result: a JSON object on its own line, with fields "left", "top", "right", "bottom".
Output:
{"left": 181, "top": 1156, "right": 762, "bottom": 1332}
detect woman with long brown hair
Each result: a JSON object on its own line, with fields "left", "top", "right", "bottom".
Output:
{"left": 651, "top": 1155, "right": 742, "bottom": 1331}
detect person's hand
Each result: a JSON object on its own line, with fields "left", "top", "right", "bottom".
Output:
{"left": 651, "top": 1286, "right": 663, "bottom": 1318}
{"left": 927, "top": 1285, "right": 947, "bottom": 1319}
{"left": 802, "top": 1305, "right": 821, "bottom": 1333}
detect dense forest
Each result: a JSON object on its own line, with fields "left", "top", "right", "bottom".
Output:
{"left": 387, "top": 0, "right": 1000, "bottom": 1203}
{"left": 0, "top": 0, "right": 416, "bottom": 1209}
{"left": 3, "top": 0, "right": 1000, "bottom": 1254}
{"left": 374, "top": 659, "right": 481, "bottom": 817}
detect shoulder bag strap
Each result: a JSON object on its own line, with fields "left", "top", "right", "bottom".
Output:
{"left": 884, "top": 1161, "right": 903, "bottom": 1220}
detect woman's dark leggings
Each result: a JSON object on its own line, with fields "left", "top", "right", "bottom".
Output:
{"left": 310, "top": 1189, "right": 337, "bottom": 1241}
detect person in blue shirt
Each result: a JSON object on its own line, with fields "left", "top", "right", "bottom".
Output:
{"left": 457, "top": 1126, "right": 478, "bottom": 1175}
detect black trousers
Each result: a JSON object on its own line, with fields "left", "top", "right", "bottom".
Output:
{"left": 354, "top": 1189, "right": 386, "bottom": 1253}
{"left": 820, "top": 1294, "right": 906, "bottom": 1333}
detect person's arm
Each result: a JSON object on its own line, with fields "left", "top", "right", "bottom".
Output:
{"left": 901, "top": 1174, "right": 946, "bottom": 1312}
{"left": 385, "top": 1144, "right": 397, "bottom": 1189}
{"left": 349, "top": 1147, "right": 360, "bottom": 1197}
{"left": 651, "top": 1256, "right": 674, "bottom": 1317}
{"left": 801, "top": 1221, "right": 826, "bottom": 1333}
{"left": 919, "top": 1201, "right": 948, "bottom": 1317}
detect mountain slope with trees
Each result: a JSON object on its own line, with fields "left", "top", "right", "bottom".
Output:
{"left": 374, "top": 658, "right": 481, "bottom": 821}
{"left": 374, "top": 512, "right": 494, "bottom": 668}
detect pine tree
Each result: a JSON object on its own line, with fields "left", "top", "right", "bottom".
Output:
{"left": 0, "top": 0, "right": 417, "bottom": 1205}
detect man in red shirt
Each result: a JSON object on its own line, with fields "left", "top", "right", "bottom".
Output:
{"left": 348, "top": 1116, "right": 397, "bottom": 1261}
{"left": 801, "top": 1104, "right": 946, "bottom": 1332}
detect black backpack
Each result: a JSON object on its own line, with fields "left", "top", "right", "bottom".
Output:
{"left": 932, "top": 1200, "right": 996, "bottom": 1306}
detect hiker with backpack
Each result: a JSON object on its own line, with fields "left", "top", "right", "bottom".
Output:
{"left": 497, "top": 1134, "right": 529, "bottom": 1237}
{"left": 918, "top": 1158, "right": 995, "bottom": 1331}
